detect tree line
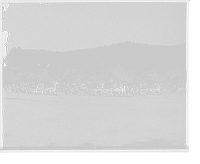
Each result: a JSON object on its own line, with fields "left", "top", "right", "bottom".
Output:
{"left": 3, "top": 41, "right": 186, "bottom": 83}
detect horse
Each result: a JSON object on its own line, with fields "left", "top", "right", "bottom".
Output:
{"left": 104, "top": 83, "right": 114, "bottom": 96}
{"left": 131, "top": 84, "right": 141, "bottom": 95}
{"left": 37, "top": 83, "right": 45, "bottom": 94}
{"left": 113, "top": 82, "right": 126, "bottom": 96}
{"left": 24, "top": 81, "right": 30, "bottom": 91}
{"left": 80, "top": 84, "right": 89, "bottom": 95}
{"left": 154, "top": 83, "right": 162, "bottom": 95}
{"left": 126, "top": 83, "right": 133, "bottom": 95}
{"left": 63, "top": 84, "right": 80, "bottom": 95}
{"left": 146, "top": 83, "right": 163, "bottom": 95}
{"left": 69, "top": 85, "right": 79, "bottom": 95}
{"left": 88, "top": 84, "right": 98, "bottom": 96}
{"left": 44, "top": 81, "right": 58, "bottom": 95}
{"left": 145, "top": 82, "right": 164, "bottom": 95}
{"left": 27, "top": 82, "right": 38, "bottom": 93}
{"left": 97, "top": 82, "right": 106, "bottom": 96}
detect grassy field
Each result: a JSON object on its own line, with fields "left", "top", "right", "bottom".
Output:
{"left": 2, "top": 92, "right": 187, "bottom": 150}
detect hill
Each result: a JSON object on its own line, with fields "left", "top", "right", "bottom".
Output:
{"left": 5, "top": 41, "right": 186, "bottom": 81}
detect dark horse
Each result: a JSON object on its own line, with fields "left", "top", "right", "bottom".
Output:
{"left": 44, "top": 81, "right": 58, "bottom": 95}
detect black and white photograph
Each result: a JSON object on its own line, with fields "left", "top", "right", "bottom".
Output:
{"left": 1, "top": 1, "right": 187, "bottom": 151}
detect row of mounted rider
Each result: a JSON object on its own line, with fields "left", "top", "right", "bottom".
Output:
{"left": 5, "top": 81, "right": 184, "bottom": 96}
{"left": 63, "top": 82, "right": 164, "bottom": 96}
{"left": 11, "top": 81, "right": 58, "bottom": 94}
{"left": 8, "top": 81, "right": 161, "bottom": 96}
{"left": 63, "top": 83, "right": 129, "bottom": 96}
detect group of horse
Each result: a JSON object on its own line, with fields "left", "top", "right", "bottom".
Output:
{"left": 63, "top": 81, "right": 164, "bottom": 96}
{"left": 4, "top": 80, "right": 185, "bottom": 97}
{"left": 63, "top": 82, "right": 129, "bottom": 96}
{"left": 144, "top": 83, "right": 164, "bottom": 95}
{"left": 8, "top": 81, "right": 58, "bottom": 95}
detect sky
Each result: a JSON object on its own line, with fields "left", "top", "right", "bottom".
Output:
{"left": 3, "top": 2, "right": 186, "bottom": 52}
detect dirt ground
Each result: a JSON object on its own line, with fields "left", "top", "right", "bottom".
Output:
{"left": 2, "top": 92, "right": 187, "bottom": 150}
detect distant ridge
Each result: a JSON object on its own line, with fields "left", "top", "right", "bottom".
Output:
{"left": 4, "top": 41, "right": 186, "bottom": 73}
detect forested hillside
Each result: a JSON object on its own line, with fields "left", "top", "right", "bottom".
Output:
{"left": 4, "top": 41, "right": 186, "bottom": 81}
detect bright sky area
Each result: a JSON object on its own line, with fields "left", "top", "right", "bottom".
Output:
{"left": 3, "top": 2, "right": 186, "bottom": 52}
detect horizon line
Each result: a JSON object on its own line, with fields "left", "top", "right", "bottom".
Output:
{"left": 10, "top": 41, "right": 186, "bottom": 53}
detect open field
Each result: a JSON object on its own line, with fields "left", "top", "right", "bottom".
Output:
{"left": 2, "top": 92, "right": 187, "bottom": 150}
